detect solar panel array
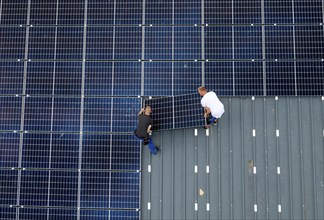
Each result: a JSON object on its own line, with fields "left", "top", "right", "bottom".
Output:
{"left": 0, "top": 1, "right": 323, "bottom": 219}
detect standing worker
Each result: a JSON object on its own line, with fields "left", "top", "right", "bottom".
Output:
{"left": 134, "top": 106, "right": 159, "bottom": 155}
{"left": 198, "top": 86, "right": 225, "bottom": 129}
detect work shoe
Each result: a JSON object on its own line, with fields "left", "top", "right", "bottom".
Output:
{"left": 213, "top": 119, "right": 219, "bottom": 125}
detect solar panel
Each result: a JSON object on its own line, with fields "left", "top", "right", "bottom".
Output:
{"left": 26, "top": 62, "right": 55, "bottom": 95}
{"left": 0, "top": 0, "right": 28, "bottom": 25}
{"left": 0, "top": 62, "right": 24, "bottom": 95}
{"left": 0, "top": 96, "right": 22, "bottom": 131}
{"left": 144, "top": 94, "right": 205, "bottom": 130}
{"left": 0, "top": 133, "right": 20, "bottom": 168}
{"left": 205, "top": 62, "right": 233, "bottom": 96}
{"left": 86, "top": 27, "right": 114, "bottom": 60}
{"left": 0, "top": 207, "right": 16, "bottom": 220}
{"left": 0, "top": 27, "right": 26, "bottom": 60}
{"left": 80, "top": 210, "right": 140, "bottom": 220}
{"left": 87, "top": 0, "right": 115, "bottom": 25}
{"left": 294, "top": 0, "right": 322, "bottom": 24}
{"left": 174, "top": 62, "right": 202, "bottom": 95}
{"left": 30, "top": 0, "right": 57, "bottom": 26}
{"left": 28, "top": 27, "right": 56, "bottom": 60}
{"left": 0, "top": 169, "right": 18, "bottom": 206}
{"left": 205, "top": 26, "right": 232, "bottom": 60}
{"left": 264, "top": 0, "right": 293, "bottom": 24}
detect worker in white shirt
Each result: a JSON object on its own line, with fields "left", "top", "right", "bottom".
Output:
{"left": 198, "top": 86, "right": 225, "bottom": 129}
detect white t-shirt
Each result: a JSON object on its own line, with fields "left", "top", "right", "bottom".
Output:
{"left": 200, "top": 91, "right": 225, "bottom": 118}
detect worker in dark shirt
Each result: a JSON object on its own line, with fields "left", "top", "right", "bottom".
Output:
{"left": 134, "top": 106, "right": 159, "bottom": 155}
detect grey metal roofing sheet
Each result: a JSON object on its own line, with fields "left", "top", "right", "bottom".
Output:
{"left": 141, "top": 96, "right": 324, "bottom": 220}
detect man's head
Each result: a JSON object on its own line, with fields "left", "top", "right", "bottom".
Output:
{"left": 144, "top": 106, "right": 152, "bottom": 115}
{"left": 198, "top": 86, "right": 207, "bottom": 97}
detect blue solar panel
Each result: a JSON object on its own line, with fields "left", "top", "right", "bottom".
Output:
{"left": 204, "top": 0, "right": 232, "bottom": 24}
{"left": 145, "top": 97, "right": 174, "bottom": 130}
{"left": 205, "top": 62, "right": 233, "bottom": 96}
{"left": 145, "top": 0, "right": 173, "bottom": 25}
{"left": 174, "top": 62, "right": 202, "bottom": 95}
{"left": 233, "top": 0, "right": 261, "bottom": 24}
{"left": 86, "top": 27, "right": 114, "bottom": 60}
{"left": 49, "top": 171, "right": 78, "bottom": 207}
{"left": 0, "top": 207, "right": 16, "bottom": 220}
{"left": 0, "top": 133, "right": 20, "bottom": 168}
{"left": 265, "top": 26, "right": 294, "bottom": 60}
{"left": 0, "top": 96, "right": 21, "bottom": 131}
{"left": 205, "top": 26, "right": 232, "bottom": 60}
{"left": 264, "top": 0, "right": 293, "bottom": 24}
{"left": 57, "top": 0, "right": 85, "bottom": 25}
{"left": 54, "top": 62, "right": 82, "bottom": 95}
{"left": 234, "top": 26, "right": 262, "bottom": 60}
{"left": 113, "top": 62, "right": 141, "bottom": 96}
{"left": 144, "top": 62, "right": 172, "bottom": 96}
{"left": 30, "top": 0, "right": 57, "bottom": 26}
{"left": 48, "top": 209, "right": 78, "bottom": 219}
{"left": 87, "top": 0, "right": 115, "bottom": 25}
{"left": 26, "top": 62, "right": 55, "bottom": 95}
{"left": 0, "top": 0, "right": 28, "bottom": 25}
{"left": 115, "top": 27, "right": 142, "bottom": 60}
{"left": 28, "top": 27, "right": 56, "bottom": 60}
{"left": 20, "top": 170, "right": 49, "bottom": 207}
{"left": 0, "top": 170, "right": 18, "bottom": 206}
{"left": 85, "top": 62, "right": 113, "bottom": 96}
{"left": 24, "top": 97, "right": 52, "bottom": 131}
{"left": 145, "top": 27, "right": 173, "bottom": 60}
{"left": 0, "top": 27, "right": 26, "bottom": 60}
{"left": 174, "top": 1, "right": 201, "bottom": 24}
{"left": 115, "top": 1, "right": 142, "bottom": 25}
{"left": 0, "top": 62, "right": 24, "bottom": 95}
{"left": 174, "top": 27, "right": 201, "bottom": 60}
{"left": 294, "top": 0, "right": 322, "bottom": 24}
{"left": 19, "top": 208, "right": 47, "bottom": 220}
{"left": 80, "top": 210, "right": 140, "bottom": 220}
{"left": 56, "top": 27, "right": 83, "bottom": 60}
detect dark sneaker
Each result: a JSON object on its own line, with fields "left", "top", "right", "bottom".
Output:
{"left": 154, "top": 146, "right": 160, "bottom": 154}
{"left": 213, "top": 119, "right": 219, "bottom": 125}
{"left": 203, "top": 124, "right": 210, "bottom": 129}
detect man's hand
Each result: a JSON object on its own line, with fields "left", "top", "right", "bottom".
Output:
{"left": 138, "top": 108, "right": 145, "bottom": 115}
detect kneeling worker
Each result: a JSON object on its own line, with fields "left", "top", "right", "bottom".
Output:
{"left": 134, "top": 106, "right": 159, "bottom": 155}
{"left": 198, "top": 86, "right": 225, "bottom": 129}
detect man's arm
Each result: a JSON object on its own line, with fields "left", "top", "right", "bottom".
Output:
{"left": 138, "top": 108, "right": 145, "bottom": 116}
{"left": 147, "top": 125, "right": 152, "bottom": 133}
{"left": 204, "top": 106, "right": 211, "bottom": 118}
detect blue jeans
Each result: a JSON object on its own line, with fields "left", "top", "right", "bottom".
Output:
{"left": 206, "top": 114, "right": 217, "bottom": 125}
{"left": 134, "top": 134, "right": 157, "bottom": 155}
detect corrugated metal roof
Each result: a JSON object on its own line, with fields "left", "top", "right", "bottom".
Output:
{"left": 141, "top": 96, "right": 323, "bottom": 220}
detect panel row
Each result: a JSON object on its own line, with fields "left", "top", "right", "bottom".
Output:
{"left": 0, "top": 207, "right": 139, "bottom": 220}
{"left": 1, "top": 61, "right": 323, "bottom": 96}
{"left": 0, "top": 0, "right": 322, "bottom": 25}
{"left": 144, "top": 93, "right": 205, "bottom": 130}
{"left": 0, "top": 169, "right": 140, "bottom": 209}
{"left": 0, "top": 133, "right": 141, "bottom": 170}
{"left": 0, "top": 97, "right": 140, "bottom": 132}
{"left": 1, "top": 26, "right": 323, "bottom": 60}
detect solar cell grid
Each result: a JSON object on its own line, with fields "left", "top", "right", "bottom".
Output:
{"left": 0, "top": 170, "right": 18, "bottom": 206}
{"left": 144, "top": 62, "right": 172, "bottom": 96}
{"left": 0, "top": 27, "right": 26, "bottom": 60}
{"left": 0, "top": 96, "right": 22, "bottom": 131}
{"left": 57, "top": 0, "right": 84, "bottom": 26}
{"left": 145, "top": 0, "right": 173, "bottom": 25}
{"left": 56, "top": 27, "right": 83, "bottom": 60}
{"left": 173, "top": 62, "right": 202, "bottom": 95}
{"left": 113, "top": 62, "right": 141, "bottom": 96}
{"left": 115, "top": 27, "right": 142, "bottom": 60}
{"left": 0, "top": 0, "right": 28, "bottom": 25}
{"left": 86, "top": 27, "right": 114, "bottom": 60}
{"left": 30, "top": 0, "right": 57, "bottom": 26}
{"left": 204, "top": 0, "right": 232, "bottom": 24}
{"left": 0, "top": 62, "right": 24, "bottom": 95}
{"left": 205, "top": 26, "right": 233, "bottom": 60}
{"left": 174, "top": 0, "right": 201, "bottom": 24}
{"left": 0, "top": 133, "right": 20, "bottom": 168}
{"left": 28, "top": 27, "right": 56, "bottom": 60}
{"left": 87, "top": 0, "right": 114, "bottom": 25}
{"left": 26, "top": 62, "right": 54, "bottom": 95}
{"left": 174, "top": 26, "right": 201, "bottom": 60}
{"left": 115, "top": 1, "right": 142, "bottom": 25}
{"left": 264, "top": 0, "right": 293, "bottom": 24}
{"left": 0, "top": 207, "right": 16, "bottom": 220}
{"left": 234, "top": 26, "right": 262, "bottom": 60}
{"left": 145, "top": 27, "right": 173, "bottom": 60}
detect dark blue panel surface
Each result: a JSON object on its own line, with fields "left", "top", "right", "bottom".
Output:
{"left": 87, "top": 0, "right": 114, "bottom": 25}
{"left": 24, "top": 97, "right": 52, "bottom": 131}
{"left": 205, "top": 26, "right": 232, "bottom": 60}
{"left": 83, "top": 98, "right": 112, "bottom": 133}
{"left": 234, "top": 26, "right": 262, "bottom": 60}
{"left": 110, "top": 210, "right": 140, "bottom": 220}
{"left": 266, "top": 62, "right": 296, "bottom": 96}
{"left": 22, "top": 133, "right": 51, "bottom": 169}
{"left": 296, "top": 62, "right": 324, "bottom": 96}
{"left": 113, "top": 62, "right": 141, "bottom": 96}
{"left": 110, "top": 172, "right": 140, "bottom": 209}
{"left": 82, "top": 134, "right": 111, "bottom": 170}
{"left": 112, "top": 98, "right": 140, "bottom": 133}
{"left": 54, "top": 62, "right": 82, "bottom": 95}
{"left": 145, "top": 0, "right": 173, "bottom": 24}
{"left": 19, "top": 208, "right": 47, "bottom": 220}
{"left": 115, "top": 27, "right": 142, "bottom": 60}
{"left": 20, "top": 170, "right": 49, "bottom": 207}
{"left": 86, "top": 27, "right": 113, "bottom": 60}
{"left": 56, "top": 27, "right": 83, "bottom": 60}
{"left": 295, "top": 26, "right": 324, "bottom": 60}
{"left": 115, "top": 1, "right": 142, "bottom": 25}
{"left": 48, "top": 209, "right": 78, "bottom": 219}
{"left": 234, "top": 62, "right": 263, "bottom": 96}
{"left": 51, "top": 134, "right": 79, "bottom": 169}
{"left": 0, "top": 62, "right": 24, "bottom": 95}
{"left": 264, "top": 0, "right": 293, "bottom": 24}
{"left": 80, "top": 210, "right": 110, "bottom": 219}
{"left": 49, "top": 171, "right": 78, "bottom": 207}
{"left": 204, "top": 0, "right": 232, "bottom": 24}
{"left": 81, "top": 171, "right": 110, "bottom": 208}
{"left": 145, "top": 27, "right": 172, "bottom": 60}
{"left": 145, "top": 97, "right": 173, "bottom": 130}
{"left": 294, "top": 0, "right": 322, "bottom": 24}
{"left": 53, "top": 97, "right": 81, "bottom": 132}
{"left": 0, "top": 170, "right": 18, "bottom": 206}
{"left": 174, "top": 93, "right": 205, "bottom": 129}
{"left": 0, "top": 0, "right": 28, "bottom": 25}
{"left": 0, "top": 96, "right": 21, "bottom": 131}
{"left": 174, "top": 0, "right": 201, "bottom": 24}
{"left": 144, "top": 62, "right": 172, "bottom": 96}
{"left": 0, "top": 133, "right": 20, "bottom": 168}
{"left": 0, "top": 27, "right": 26, "bottom": 60}
{"left": 205, "top": 62, "right": 234, "bottom": 96}
{"left": 30, "top": 0, "right": 57, "bottom": 25}
{"left": 110, "top": 135, "right": 141, "bottom": 171}
{"left": 28, "top": 27, "right": 56, "bottom": 60}
{"left": 174, "top": 62, "right": 202, "bottom": 95}
{"left": 57, "top": 0, "right": 84, "bottom": 25}
{"left": 265, "top": 26, "right": 294, "bottom": 60}
{"left": 0, "top": 207, "right": 16, "bottom": 219}
{"left": 174, "top": 27, "right": 201, "bottom": 60}
{"left": 26, "top": 62, "right": 54, "bottom": 95}
{"left": 234, "top": 0, "right": 261, "bottom": 24}
{"left": 85, "top": 62, "right": 112, "bottom": 96}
